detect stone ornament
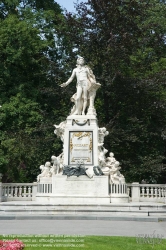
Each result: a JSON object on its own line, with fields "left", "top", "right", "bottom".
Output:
{"left": 97, "top": 127, "right": 125, "bottom": 184}
{"left": 109, "top": 161, "right": 125, "bottom": 184}
{"left": 37, "top": 162, "right": 51, "bottom": 182}
{"left": 37, "top": 153, "right": 64, "bottom": 181}
{"left": 54, "top": 121, "right": 66, "bottom": 142}
{"left": 98, "top": 127, "right": 109, "bottom": 147}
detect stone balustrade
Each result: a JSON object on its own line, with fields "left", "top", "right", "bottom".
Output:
{"left": 37, "top": 183, "right": 52, "bottom": 193}
{"left": 127, "top": 183, "right": 166, "bottom": 202}
{"left": 1, "top": 183, "right": 37, "bottom": 201}
{"left": 110, "top": 183, "right": 129, "bottom": 203}
{"left": 110, "top": 183, "right": 127, "bottom": 194}
{"left": 0, "top": 181, "right": 165, "bottom": 203}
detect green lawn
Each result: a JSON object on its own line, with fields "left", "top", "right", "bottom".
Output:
{"left": 0, "top": 235, "right": 166, "bottom": 250}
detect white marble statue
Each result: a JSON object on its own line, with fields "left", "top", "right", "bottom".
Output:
{"left": 106, "top": 152, "right": 116, "bottom": 167}
{"left": 57, "top": 152, "right": 64, "bottom": 173}
{"left": 98, "top": 127, "right": 109, "bottom": 147}
{"left": 96, "top": 128, "right": 125, "bottom": 183}
{"left": 98, "top": 148, "right": 108, "bottom": 169}
{"left": 37, "top": 152, "right": 64, "bottom": 181}
{"left": 50, "top": 154, "right": 64, "bottom": 175}
{"left": 109, "top": 161, "right": 125, "bottom": 184}
{"left": 60, "top": 57, "right": 101, "bottom": 116}
{"left": 50, "top": 156, "right": 59, "bottom": 175}
{"left": 37, "top": 162, "right": 51, "bottom": 182}
{"left": 101, "top": 151, "right": 125, "bottom": 184}
{"left": 97, "top": 127, "right": 108, "bottom": 169}
{"left": 54, "top": 121, "right": 66, "bottom": 142}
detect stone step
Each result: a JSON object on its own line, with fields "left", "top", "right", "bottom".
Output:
{"left": 0, "top": 214, "right": 166, "bottom": 222}
{"left": 0, "top": 210, "right": 166, "bottom": 217}
{"left": 0, "top": 203, "right": 166, "bottom": 211}
{"left": 0, "top": 203, "right": 166, "bottom": 217}
{"left": 0, "top": 207, "right": 165, "bottom": 211}
{"left": 0, "top": 202, "right": 166, "bottom": 221}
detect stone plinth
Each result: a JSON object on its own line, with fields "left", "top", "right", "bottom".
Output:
{"left": 52, "top": 175, "right": 108, "bottom": 195}
{"left": 63, "top": 115, "right": 98, "bottom": 167}
{"left": 131, "top": 182, "right": 140, "bottom": 202}
{"left": 36, "top": 175, "right": 110, "bottom": 204}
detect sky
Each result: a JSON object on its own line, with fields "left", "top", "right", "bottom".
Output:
{"left": 55, "top": 0, "right": 86, "bottom": 13}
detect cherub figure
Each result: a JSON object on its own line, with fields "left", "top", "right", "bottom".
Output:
{"left": 98, "top": 127, "right": 109, "bottom": 147}
{"left": 50, "top": 156, "right": 59, "bottom": 175}
{"left": 37, "top": 162, "right": 51, "bottom": 182}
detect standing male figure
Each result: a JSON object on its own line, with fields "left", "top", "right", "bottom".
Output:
{"left": 61, "top": 57, "right": 90, "bottom": 115}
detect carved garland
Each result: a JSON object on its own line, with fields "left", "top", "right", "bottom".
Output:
{"left": 72, "top": 119, "right": 90, "bottom": 126}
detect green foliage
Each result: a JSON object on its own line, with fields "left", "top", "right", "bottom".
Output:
{"left": 105, "top": 74, "right": 166, "bottom": 183}
{"left": 63, "top": 0, "right": 166, "bottom": 183}
{"left": 0, "top": 1, "right": 68, "bottom": 182}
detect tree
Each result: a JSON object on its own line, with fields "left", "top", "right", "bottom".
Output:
{"left": 61, "top": 0, "right": 166, "bottom": 183}
{"left": 0, "top": 1, "right": 68, "bottom": 182}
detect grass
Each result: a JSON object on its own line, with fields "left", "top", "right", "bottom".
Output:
{"left": 0, "top": 235, "right": 166, "bottom": 250}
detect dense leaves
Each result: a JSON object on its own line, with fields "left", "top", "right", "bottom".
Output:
{"left": 0, "top": 1, "right": 68, "bottom": 182}
{"left": 63, "top": 0, "right": 166, "bottom": 183}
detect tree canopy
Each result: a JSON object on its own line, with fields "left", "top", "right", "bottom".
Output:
{"left": 0, "top": 0, "right": 68, "bottom": 182}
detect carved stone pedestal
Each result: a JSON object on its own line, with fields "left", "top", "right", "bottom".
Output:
{"left": 63, "top": 115, "right": 98, "bottom": 167}
{"left": 36, "top": 175, "right": 110, "bottom": 204}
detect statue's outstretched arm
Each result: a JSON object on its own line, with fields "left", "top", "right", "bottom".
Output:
{"left": 60, "top": 69, "right": 76, "bottom": 87}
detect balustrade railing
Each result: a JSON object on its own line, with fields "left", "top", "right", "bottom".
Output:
{"left": 37, "top": 183, "right": 52, "bottom": 193}
{"left": 127, "top": 183, "right": 166, "bottom": 202}
{"left": 0, "top": 181, "right": 165, "bottom": 203}
{"left": 1, "top": 183, "right": 37, "bottom": 201}
{"left": 110, "top": 183, "right": 127, "bottom": 194}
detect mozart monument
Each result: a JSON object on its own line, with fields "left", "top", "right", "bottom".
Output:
{"left": 36, "top": 57, "right": 129, "bottom": 203}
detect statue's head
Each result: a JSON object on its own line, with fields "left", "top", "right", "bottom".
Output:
{"left": 39, "top": 165, "right": 44, "bottom": 170}
{"left": 45, "top": 161, "right": 51, "bottom": 167}
{"left": 51, "top": 155, "right": 56, "bottom": 160}
{"left": 115, "top": 161, "right": 120, "bottom": 167}
{"left": 77, "top": 56, "right": 85, "bottom": 65}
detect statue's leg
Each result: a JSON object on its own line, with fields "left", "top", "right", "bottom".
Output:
{"left": 82, "top": 86, "right": 88, "bottom": 115}
{"left": 73, "top": 86, "right": 82, "bottom": 115}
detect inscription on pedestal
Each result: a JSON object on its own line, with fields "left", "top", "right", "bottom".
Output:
{"left": 69, "top": 131, "right": 93, "bottom": 165}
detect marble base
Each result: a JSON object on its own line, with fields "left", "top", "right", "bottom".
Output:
{"left": 52, "top": 175, "right": 108, "bottom": 195}
{"left": 36, "top": 175, "right": 110, "bottom": 204}
{"left": 36, "top": 195, "right": 110, "bottom": 204}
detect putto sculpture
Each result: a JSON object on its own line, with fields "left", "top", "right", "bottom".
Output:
{"left": 60, "top": 57, "right": 101, "bottom": 116}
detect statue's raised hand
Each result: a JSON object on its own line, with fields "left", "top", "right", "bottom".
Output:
{"left": 60, "top": 83, "right": 67, "bottom": 87}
